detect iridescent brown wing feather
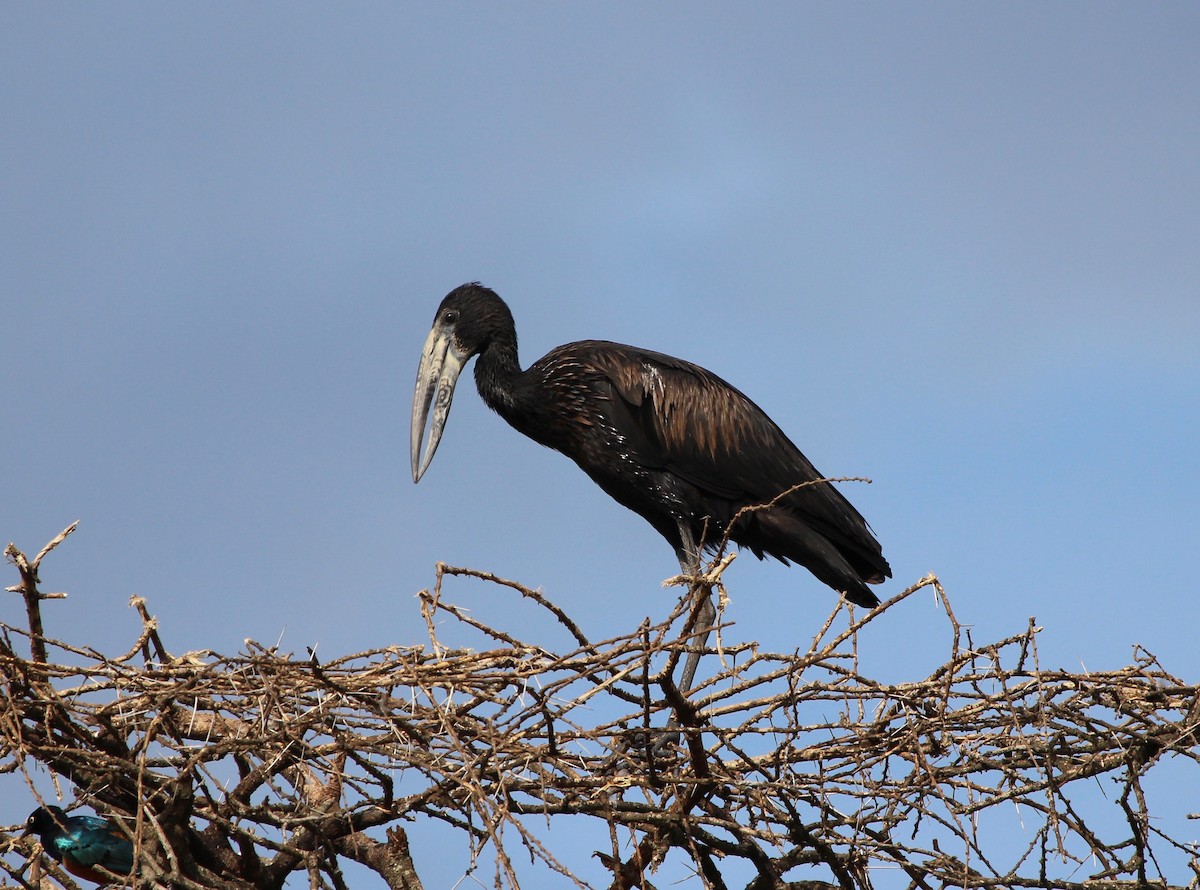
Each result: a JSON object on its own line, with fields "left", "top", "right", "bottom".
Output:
{"left": 576, "top": 341, "right": 890, "bottom": 595}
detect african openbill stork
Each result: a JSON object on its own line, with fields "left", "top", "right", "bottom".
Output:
{"left": 411, "top": 283, "right": 889, "bottom": 692}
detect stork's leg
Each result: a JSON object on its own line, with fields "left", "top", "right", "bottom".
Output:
{"left": 675, "top": 525, "right": 714, "bottom": 695}
{"left": 599, "top": 528, "right": 712, "bottom": 773}
{"left": 678, "top": 591, "right": 714, "bottom": 695}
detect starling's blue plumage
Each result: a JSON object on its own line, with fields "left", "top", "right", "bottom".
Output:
{"left": 23, "top": 806, "right": 134, "bottom": 884}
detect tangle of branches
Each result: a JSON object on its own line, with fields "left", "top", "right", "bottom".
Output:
{"left": 1, "top": 524, "right": 1198, "bottom": 889}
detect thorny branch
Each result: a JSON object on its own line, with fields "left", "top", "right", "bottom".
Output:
{"left": 1, "top": 526, "right": 1198, "bottom": 888}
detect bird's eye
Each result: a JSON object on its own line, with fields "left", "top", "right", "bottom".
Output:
{"left": 444, "top": 310, "right": 459, "bottom": 325}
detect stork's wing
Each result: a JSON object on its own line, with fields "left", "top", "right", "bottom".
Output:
{"left": 585, "top": 342, "right": 889, "bottom": 581}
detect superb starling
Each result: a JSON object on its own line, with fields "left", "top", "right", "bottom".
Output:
{"left": 23, "top": 806, "right": 134, "bottom": 885}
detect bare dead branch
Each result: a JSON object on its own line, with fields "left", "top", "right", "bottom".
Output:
{"left": 1, "top": 531, "right": 1197, "bottom": 888}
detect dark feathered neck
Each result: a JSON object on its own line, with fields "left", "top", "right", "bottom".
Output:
{"left": 474, "top": 330, "right": 524, "bottom": 414}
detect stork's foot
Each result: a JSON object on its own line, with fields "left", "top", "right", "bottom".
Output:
{"left": 597, "top": 727, "right": 684, "bottom": 775}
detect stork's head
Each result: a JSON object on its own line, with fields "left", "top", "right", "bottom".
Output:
{"left": 410, "top": 282, "right": 514, "bottom": 482}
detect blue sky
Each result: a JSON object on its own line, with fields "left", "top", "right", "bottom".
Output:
{"left": 3, "top": 5, "right": 1198, "bottom": 887}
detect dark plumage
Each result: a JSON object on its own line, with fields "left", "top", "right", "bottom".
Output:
{"left": 412, "top": 283, "right": 890, "bottom": 688}
{"left": 23, "top": 806, "right": 134, "bottom": 885}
